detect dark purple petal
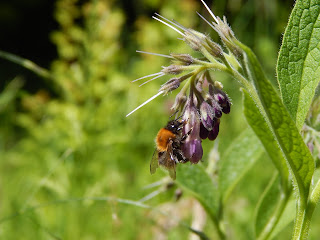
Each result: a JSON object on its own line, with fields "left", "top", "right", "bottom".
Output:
{"left": 214, "top": 106, "right": 222, "bottom": 118}
{"left": 214, "top": 89, "right": 231, "bottom": 114}
{"left": 209, "top": 99, "right": 222, "bottom": 118}
{"left": 200, "top": 123, "right": 209, "bottom": 139}
{"left": 208, "top": 119, "right": 220, "bottom": 141}
{"left": 222, "top": 102, "right": 231, "bottom": 114}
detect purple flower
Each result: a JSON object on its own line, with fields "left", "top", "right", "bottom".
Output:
{"left": 200, "top": 122, "right": 209, "bottom": 139}
{"left": 209, "top": 84, "right": 231, "bottom": 114}
{"left": 208, "top": 119, "right": 220, "bottom": 141}
{"left": 182, "top": 98, "right": 203, "bottom": 163}
{"left": 214, "top": 90, "right": 231, "bottom": 114}
{"left": 182, "top": 139, "right": 203, "bottom": 164}
{"left": 200, "top": 101, "right": 215, "bottom": 131}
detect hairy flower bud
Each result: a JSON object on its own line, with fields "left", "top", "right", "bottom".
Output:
{"left": 161, "top": 65, "right": 183, "bottom": 75}
{"left": 171, "top": 90, "right": 187, "bottom": 111}
{"left": 200, "top": 101, "right": 214, "bottom": 131}
{"left": 208, "top": 119, "right": 220, "bottom": 141}
{"left": 200, "top": 122, "right": 209, "bottom": 139}
{"left": 213, "top": 16, "right": 243, "bottom": 57}
{"left": 204, "top": 38, "right": 224, "bottom": 58}
{"left": 159, "top": 78, "right": 180, "bottom": 94}
{"left": 206, "top": 95, "right": 222, "bottom": 119}
{"left": 208, "top": 83, "right": 231, "bottom": 115}
{"left": 170, "top": 53, "right": 194, "bottom": 65}
{"left": 213, "top": 88, "right": 231, "bottom": 114}
{"left": 183, "top": 29, "right": 207, "bottom": 51}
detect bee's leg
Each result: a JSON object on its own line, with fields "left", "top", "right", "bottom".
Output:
{"left": 169, "top": 152, "right": 179, "bottom": 164}
{"left": 174, "top": 149, "right": 189, "bottom": 163}
{"left": 179, "top": 155, "right": 189, "bottom": 163}
{"left": 181, "top": 128, "right": 193, "bottom": 142}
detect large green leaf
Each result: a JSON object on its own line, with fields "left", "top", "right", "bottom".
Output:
{"left": 243, "top": 89, "right": 289, "bottom": 190}
{"left": 277, "top": 0, "right": 320, "bottom": 130}
{"left": 240, "top": 44, "right": 315, "bottom": 207}
{"left": 219, "top": 128, "right": 264, "bottom": 203}
{"left": 176, "top": 164, "right": 220, "bottom": 222}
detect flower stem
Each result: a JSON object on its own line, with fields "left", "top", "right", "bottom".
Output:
{"left": 293, "top": 178, "right": 320, "bottom": 239}
{"left": 0, "top": 50, "right": 51, "bottom": 80}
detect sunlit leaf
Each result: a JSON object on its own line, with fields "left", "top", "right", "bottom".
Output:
{"left": 277, "top": 0, "right": 320, "bottom": 130}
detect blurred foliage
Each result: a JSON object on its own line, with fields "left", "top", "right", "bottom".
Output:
{"left": 2, "top": 0, "right": 318, "bottom": 239}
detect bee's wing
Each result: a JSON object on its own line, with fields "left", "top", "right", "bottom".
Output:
{"left": 168, "top": 164, "right": 176, "bottom": 180}
{"left": 166, "top": 144, "right": 176, "bottom": 180}
{"left": 150, "top": 149, "right": 159, "bottom": 174}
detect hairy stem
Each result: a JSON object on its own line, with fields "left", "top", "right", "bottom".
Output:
{"left": 294, "top": 178, "right": 320, "bottom": 239}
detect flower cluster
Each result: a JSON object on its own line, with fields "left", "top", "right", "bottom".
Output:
{"left": 127, "top": 0, "right": 241, "bottom": 165}
{"left": 168, "top": 73, "right": 231, "bottom": 164}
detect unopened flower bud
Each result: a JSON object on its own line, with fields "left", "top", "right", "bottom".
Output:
{"left": 200, "top": 101, "right": 214, "bottom": 131}
{"left": 200, "top": 122, "right": 209, "bottom": 139}
{"left": 205, "top": 38, "right": 224, "bottom": 58}
{"left": 214, "top": 16, "right": 243, "bottom": 57}
{"left": 161, "top": 65, "right": 183, "bottom": 75}
{"left": 183, "top": 100, "right": 200, "bottom": 136}
{"left": 159, "top": 78, "right": 180, "bottom": 94}
{"left": 170, "top": 53, "right": 194, "bottom": 65}
{"left": 206, "top": 96, "right": 222, "bottom": 119}
{"left": 171, "top": 90, "right": 187, "bottom": 111}
{"left": 208, "top": 119, "right": 220, "bottom": 141}
{"left": 213, "top": 89, "right": 231, "bottom": 114}
{"left": 184, "top": 29, "right": 207, "bottom": 51}
{"left": 209, "top": 83, "right": 231, "bottom": 114}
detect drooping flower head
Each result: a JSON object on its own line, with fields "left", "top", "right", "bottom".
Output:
{"left": 126, "top": 0, "right": 236, "bottom": 165}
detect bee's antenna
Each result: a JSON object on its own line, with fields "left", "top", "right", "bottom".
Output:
{"left": 176, "top": 115, "right": 182, "bottom": 120}
{"left": 169, "top": 110, "right": 179, "bottom": 119}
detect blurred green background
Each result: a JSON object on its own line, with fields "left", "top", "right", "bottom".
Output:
{"left": 2, "top": 0, "right": 315, "bottom": 239}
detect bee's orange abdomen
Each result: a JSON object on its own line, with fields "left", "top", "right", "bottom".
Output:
{"left": 156, "top": 128, "right": 176, "bottom": 152}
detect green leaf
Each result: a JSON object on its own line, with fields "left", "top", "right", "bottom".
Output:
{"left": 277, "top": 0, "right": 320, "bottom": 130}
{"left": 255, "top": 175, "right": 280, "bottom": 238}
{"left": 243, "top": 89, "right": 289, "bottom": 190}
{"left": 240, "top": 44, "right": 315, "bottom": 207}
{"left": 270, "top": 198, "right": 296, "bottom": 239}
{"left": 219, "top": 128, "right": 264, "bottom": 203}
{"left": 176, "top": 164, "right": 220, "bottom": 220}
{"left": 254, "top": 174, "right": 291, "bottom": 240}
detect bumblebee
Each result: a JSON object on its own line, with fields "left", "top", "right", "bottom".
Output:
{"left": 150, "top": 119, "right": 189, "bottom": 179}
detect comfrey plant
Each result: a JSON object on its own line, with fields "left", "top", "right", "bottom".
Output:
{"left": 128, "top": 0, "right": 320, "bottom": 239}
